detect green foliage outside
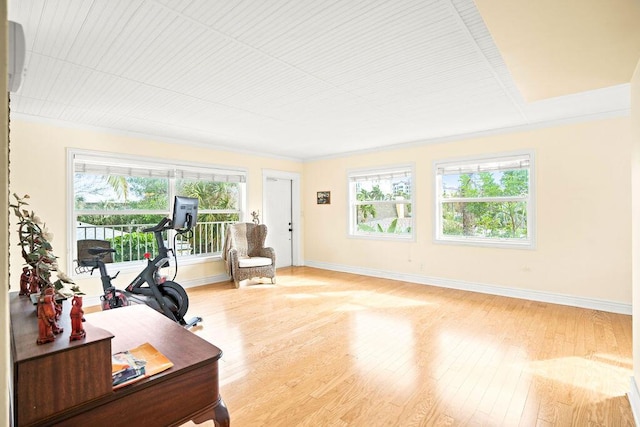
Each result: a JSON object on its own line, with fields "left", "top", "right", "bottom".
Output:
{"left": 109, "top": 232, "right": 159, "bottom": 263}
{"left": 176, "top": 180, "right": 238, "bottom": 213}
{"left": 357, "top": 218, "right": 413, "bottom": 234}
{"left": 75, "top": 176, "right": 169, "bottom": 211}
{"left": 75, "top": 175, "right": 241, "bottom": 260}
{"left": 356, "top": 184, "right": 412, "bottom": 235}
{"left": 442, "top": 170, "right": 528, "bottom": 239}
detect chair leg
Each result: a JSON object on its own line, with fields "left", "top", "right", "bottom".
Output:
{"left": 271, "top": 277, "right": 276, "bottom": 284}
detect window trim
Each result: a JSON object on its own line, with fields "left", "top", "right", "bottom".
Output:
{"left": 66, "top": 148, "right": 248, "bottom": 274}
{"left": 347, "top": 163, "right": 416, "bottom": 241}
{"left": 433, "top": 150, "right": 535, "bottom": 250}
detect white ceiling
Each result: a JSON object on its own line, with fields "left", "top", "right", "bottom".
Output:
{"left": 7, "top": 0, "right": 631, "bottom": 160}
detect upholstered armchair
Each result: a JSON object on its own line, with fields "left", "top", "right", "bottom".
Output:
{"left": 222, "top": 223, "right": 276, "bottom": 287}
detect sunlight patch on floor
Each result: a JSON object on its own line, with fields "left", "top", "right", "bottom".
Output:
{"left": 285, "top": 293, "right": 319, "bottom": 300}
{"left": 526, "top": 356, "right": 631, "bottom": 397}
{"left": 239, "top": 282, "right": 278, "bottom": 289}
{"left": 592, "top": 352, "right": 633, "bottom": 369}
{"left": 276, "top": 278, "right": 331, "bottom": 287}
{"left": 335, "top": 303, "right": 367, "bottom": 311}
{"left": 350, "top": 312, "right": 417, "bottom": 388}
{"left": 317, "top": 290, "right": 431, "bottom": 310}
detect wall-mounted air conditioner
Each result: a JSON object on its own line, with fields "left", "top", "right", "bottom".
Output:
{"left": 8, "top": 21, "right": 26, "bottom": 93}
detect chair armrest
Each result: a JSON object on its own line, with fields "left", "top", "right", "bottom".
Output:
{"left": 228, "top": 248, "right": 241, "bottom": 267}
{"left": 255, "top": 247, "right": 276, "bottom": 263}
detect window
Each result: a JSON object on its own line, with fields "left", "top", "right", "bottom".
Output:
{"left": 70, "top": 151, "right": 246, "bottom": 268}
{"left": 348, "top": 165, "right": 414, "bottom": 239}
{"left": 434, "top": 151, "right": 534, "bottom": 248}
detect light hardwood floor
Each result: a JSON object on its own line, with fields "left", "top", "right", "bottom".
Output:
{"left": 173, "top": 267, "right": 633, "bottom": 426}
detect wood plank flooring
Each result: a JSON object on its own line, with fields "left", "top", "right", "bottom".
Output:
{"left": 173, "top": 267, "right": 633, "bottom": 426}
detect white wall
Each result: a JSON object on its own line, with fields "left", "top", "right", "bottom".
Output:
{"left": 304, "top": 117, "right": 633, "bottom": 308}
{"left": 1, "top": 1, "right": 11, "bottom": 424}
{"left": 630, "top": 57, "right": 640, "bottom": 409}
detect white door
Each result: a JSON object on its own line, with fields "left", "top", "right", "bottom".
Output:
{"left": 264, "top": 177, "right": 293, "bottom": 268}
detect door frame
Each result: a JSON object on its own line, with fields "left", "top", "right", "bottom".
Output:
{"left": 262, "top": 169, "right": 301, "bottom": 266}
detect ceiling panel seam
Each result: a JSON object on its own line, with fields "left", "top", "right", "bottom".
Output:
{"left": 443, "top": 0, "right": 527, "bottom": 122}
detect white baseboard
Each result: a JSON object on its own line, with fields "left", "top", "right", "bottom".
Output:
{"left": 629, "top": 377, "right": 640, "bottom": 424}
{"left": 303, "top": 260, "right": 632, "bottom": 315}
{"left": 179, "top": 274, "right": 229, "bottom": 289}
{"left": 83, "top": 295, "right": 102, "bottom": 308}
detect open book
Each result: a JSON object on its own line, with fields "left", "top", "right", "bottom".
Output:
{"left": 112, "top": 342, "right": 174, "bottom": 389}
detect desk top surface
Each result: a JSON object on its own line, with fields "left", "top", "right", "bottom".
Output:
{"left": 87, "top": 304, "right": 223, "bottom": 373}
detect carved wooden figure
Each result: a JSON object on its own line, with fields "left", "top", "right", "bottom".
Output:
{"left": 69, "top": 295, "right": 86, "bottom": 341}
{"left": 36, "top": 295, "right": 55, "bottom": 344}
{"left": 28, "top": 273, "right": 40, "bottom": 295}
{"left": 19, "top": 267, "right": 31, "bottom": 296}
{"left": 44, "top": 287, "right": 63, "bottom": 322}
{"left": 43, "top": 288, "right": 63, "bottom": 335}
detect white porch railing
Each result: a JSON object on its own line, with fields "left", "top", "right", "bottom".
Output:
{"left": 77, "top": 221, "right": 235, "bottom": 263}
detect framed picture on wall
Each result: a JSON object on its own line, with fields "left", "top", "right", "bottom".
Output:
{"left": 317, "top": 191, "right": 331, "bottom": 205}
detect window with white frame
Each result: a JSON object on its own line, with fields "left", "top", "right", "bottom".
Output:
{"left": 348, "top": 165, "right": 414, "bottom": 239}
{"left": 434, "top": 151, "right": 534, "bottom": 248}
{"left": 70, "top": 151, "right": 246, "bottom": 267}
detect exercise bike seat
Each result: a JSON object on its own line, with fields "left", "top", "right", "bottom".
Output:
{"left": 87, "top": 247, "right": 116, "bottom": 256}
{"left": 78, "top": 247, "right": 115, "bottom": 268}
{"left": 77, "top": 239, "right": 116, "bottom": 268}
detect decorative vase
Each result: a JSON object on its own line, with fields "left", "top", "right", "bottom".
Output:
{"left": 69, "top": 295, "right": 86, "bottom": 341}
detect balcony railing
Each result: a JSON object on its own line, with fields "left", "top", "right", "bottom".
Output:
{"left": 76, "top": 221, "right": 235, "bottom": 263}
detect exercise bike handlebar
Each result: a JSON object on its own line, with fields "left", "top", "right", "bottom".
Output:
{"left": 142, "top": 217, "right": 172, "bottom": 233}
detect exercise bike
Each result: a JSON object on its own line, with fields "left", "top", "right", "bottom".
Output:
{"left": 77, "top": 197, "right": 202, "bottom": 328}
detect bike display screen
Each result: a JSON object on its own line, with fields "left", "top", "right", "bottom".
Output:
{"left": 172, "top": 196, "right": 198, "bottom": 231}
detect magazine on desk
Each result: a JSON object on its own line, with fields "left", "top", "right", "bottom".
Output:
{"left": 112, "top": 342, "right": 174, "bottom": 389}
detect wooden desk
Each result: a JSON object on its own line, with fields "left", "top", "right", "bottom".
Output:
{"left": 10, "top": 293, "right": 229, "bottom": 426}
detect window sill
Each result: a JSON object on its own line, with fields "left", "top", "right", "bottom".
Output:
{"left": 434, "top": 236, "right": 534, "bottom": 250}
{"left": 348, "top": 233, "right": 415, "bottom": 242}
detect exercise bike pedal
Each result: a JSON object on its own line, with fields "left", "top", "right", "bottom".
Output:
{"left": 182, "top": 316, "right": 202, "bottom": 329}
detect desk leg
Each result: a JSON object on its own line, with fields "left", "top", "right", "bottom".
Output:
{"left": 191, "top": 396, "right": 229, "bottom": 427}
{"left": 213, "top": 397, "right": 230, "bottom": 427}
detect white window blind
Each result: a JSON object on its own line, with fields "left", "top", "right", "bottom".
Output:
{"left": 436, "top": 155, "right": 530, "bottom": 176}
{"left": 349, "top": 167, "right": 412, "bottom": 183}
{"left": 73, "top": 154, "right": 246, "bottom": 183}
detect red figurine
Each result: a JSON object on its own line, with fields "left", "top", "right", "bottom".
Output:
{"left": 44, "top": 287, "right": 63, "bottom": 323}
{"left": 28, "top": 273, "right": 40, "bottom": 295}
{"left": 69, "top": 295, "right": 86, "bottom": 341}
{"left": 44, "top": 288, "right": 63, "bottom": 335}
{"left": 36, "top": 294, "right": 55, "bottom": 344}
{"left": 19, "top": 267, "right": 31, "bottom": 296}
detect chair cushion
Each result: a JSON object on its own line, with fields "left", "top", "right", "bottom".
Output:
{"left": 238, "top": 257, "right": 273, "bottom": 268}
